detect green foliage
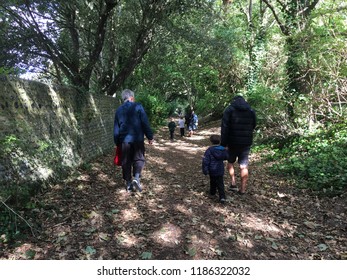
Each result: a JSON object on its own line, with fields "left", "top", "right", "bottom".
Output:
{"left": 0, "top": 135, "right": 20, "bottom": 155}
{"left": 269, "top": 122, "right": 347, "bottom": 196}
{"left": 140, "top": 251, "right": 152, "bottom": 260}
{"left": 0, "top": 67, "right": 21, "bottom": 76}
{"left": 248, "top": 85, "right": 285, "bottom": 124}
{"left": 136, "top": 91, "right": 170, "bottom": 128}
{"left": 0, "top": 182, "right": 41, "bottom": 245}
{"left": 0, "top": 133, "right": 71, "bottom": 244}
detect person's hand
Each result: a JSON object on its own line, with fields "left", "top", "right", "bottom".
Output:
{"left": 148, "top": 139, "right": 154, "bottom": 145}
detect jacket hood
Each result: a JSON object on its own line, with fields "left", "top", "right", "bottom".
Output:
{"left": 231, "top": 96, "right": 251, "bottom": 111}
{"left": 210, "top": 146, "right": 227, "bottom": 160}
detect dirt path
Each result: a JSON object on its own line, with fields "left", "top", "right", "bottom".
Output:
{"left": 2, "top": 121, "right": 346, "bottom": 260}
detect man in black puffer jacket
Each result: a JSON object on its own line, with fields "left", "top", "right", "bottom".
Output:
{"left": 221, "top": 96, "right": 256, "bottom": 194}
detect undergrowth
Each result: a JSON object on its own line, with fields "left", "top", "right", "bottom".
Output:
{"left": 263, "top": 122, "right": 347, "bottom": 196}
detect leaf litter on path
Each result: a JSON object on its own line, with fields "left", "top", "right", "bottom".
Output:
{"left": 1, "top": 121, "right": 346, "bottom": 260}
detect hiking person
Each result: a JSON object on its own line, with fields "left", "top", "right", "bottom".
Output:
{"left": 221, "top": 96, "right": 256, "bottom": 195}
{"left": 202, "top": 134, "right": 229, "bottom": 204}
{"left": 188, "top": 110, "right": 198, "bottom": 137}
{"left": 178, "top": 117, "right": 185, "bottom": 137}
{"left": 168, "top": 118, "right": 176, "bottom": 141}
{"left": 113, "top": 89, "right": 154, "bottom": 192}
{"left": 185, "top": 112, "right": 191, "bottom": 132}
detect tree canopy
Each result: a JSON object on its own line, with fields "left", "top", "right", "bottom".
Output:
{"left": 0, "top": 0, "right": 207, "bottom": 95}
{"left": 1, "top": 0, "right": 347, "bottom": 130}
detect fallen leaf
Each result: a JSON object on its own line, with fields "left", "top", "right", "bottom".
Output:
{"left": 141, "top": 251, "right": 152, "bottom": 259}
{"left": 277, "top": 192, "right": 286, "bottom": 198}
{"left": 290, "top": 246, "right": 298, "bottom": 253}
{"left": 85, "top": 246, "right": 96, "bottom": 255}
{"left": 271, "top": 242, "right": 279, "bottom": 250}
{"left": 215, "top": 249, "right": 223, "bottom": 256}
{"left": 317, "top": 244, "right": 328, "bottom": 251}
{"left": 98, "top": 233, "right": 110, "bottom": 241}
{"left": 304, "top": 221, "right": 317, "bottom": 229}
{"left": 266, "top": 237, "right": 276, "bottom": 242}
{"left": 25, "top": 249, "right": 36, "bottom": 259}
{"left": 185, "top": 247, "right": 196, "bottom": 257}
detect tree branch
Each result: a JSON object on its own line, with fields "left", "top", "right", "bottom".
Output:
{"left": 275, "top": 0, "right": 286, "bottom": 11}
{"left": 81, "top": 0, "right": 118, "bottom": 81}
{"left": 22, "top": 2, "right": 77, "bottom": 84}
{"left": 304, "top": 0, "right": 320, "bottom": 17}
{"left": 261, "top": 0, "right": 289, "bottom": 35}
{"left": 1, "top": 199, "right": 36, "bottom": 237}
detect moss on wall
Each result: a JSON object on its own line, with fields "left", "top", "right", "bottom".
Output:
{"left": 0, "top": 76, "right": 119, "bottom": 199}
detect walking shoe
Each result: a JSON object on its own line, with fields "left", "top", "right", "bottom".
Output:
{"left": 229, "top": 185, "right": 238, "bottom": 192}
{"left": 220, "top": 198, "right": 226, "bottom": 204}
{"left": 126, "top": 185, "right": 133, "bottom": 193}
{"left": 132, "top": 179, "right": 142, "bottom": 192}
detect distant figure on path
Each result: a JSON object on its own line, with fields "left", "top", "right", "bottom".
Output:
{"left": 178, "top": 117, "right": 185, "bottom": 137}
{"left": 168, "top": 118, "right": 176, "bottom": 141}
{"left": 221, "top": 96, "right": 256, "bottom": 195}
{"left": 202, "top": 135, "right": 229, "bottom": 204}
{"left": 114, "top": 89, "right": 154, "bottom": 192}
{"left": 188, "top": 110, "right": 198, "bottom": 137}
{"left": 185, "top": 112, "right": 191, "bottom": 132}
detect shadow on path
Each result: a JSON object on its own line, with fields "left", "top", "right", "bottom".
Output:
{"left": 1, "top": 121, "right": 346, "bottom": 260}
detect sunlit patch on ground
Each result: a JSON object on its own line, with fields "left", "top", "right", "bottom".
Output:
{"left": 241, "top": 213, "right": 284, "bottom": 237}
{"left": 151, "top": 223, "right": 182, "bottom": 246}
{"left": 115, "top": 231, "right": 139, "bottom": 247}
{"left": 120, "top": 208, "right": 141, "bottom": 222}
{"left": 175, "top": 204, "right": 193, "bottom": 216}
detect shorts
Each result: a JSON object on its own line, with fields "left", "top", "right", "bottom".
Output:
{"left": 227, "top": 145, "right": 251, "bottom": 166}
{"left": 188, "top": 124, "right": 197, "bottom": 131}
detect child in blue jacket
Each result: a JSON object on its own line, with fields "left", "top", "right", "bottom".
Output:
{"left": 202, "top": 135, "right": 229, "bottom": 203}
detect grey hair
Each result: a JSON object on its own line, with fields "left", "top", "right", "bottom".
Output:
{"left": 121, "top": 89, "right": 134, "bottom": 102}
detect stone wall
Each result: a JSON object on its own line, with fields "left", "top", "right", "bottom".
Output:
{"left": 0, "top": 76, "right": 119, "bottom": 193}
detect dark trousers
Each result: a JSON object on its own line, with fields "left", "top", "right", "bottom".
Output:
{"left": 121, "top": 142, "right": 145, "bottom": 182}
{"left": 209, "top": 175, "right": 226, "bottom": 200}
{"left": 169, "top": 130, "right": 174, "bottom": 140}
{"left": 180, "top": 128, "right": 184, "bottom": 137}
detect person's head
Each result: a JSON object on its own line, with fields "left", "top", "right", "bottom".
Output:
{"left": 210, "top": 134, "right": 221, "bottom": 145}
{"left": 121, "top": 89, "right": 135, "bottom": 102}
{"left": 232, "top": 95, "right": 245, "bottom": 102}
{"left": 231, "top": 95, "right": 249, "bottom": 108}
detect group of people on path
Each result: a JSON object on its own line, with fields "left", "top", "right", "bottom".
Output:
{"left": 167, "top": 110, "right": 198, "bottom": 140}
{"left": 113, "top": 89, "right": 256, "bottom": 202}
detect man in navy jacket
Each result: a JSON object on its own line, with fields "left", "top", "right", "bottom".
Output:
{"left": 221, "top": 96, "right": 256, "bottom": 194}
{"left": 114, "top": 89, "right": 154, "bottom": 192}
